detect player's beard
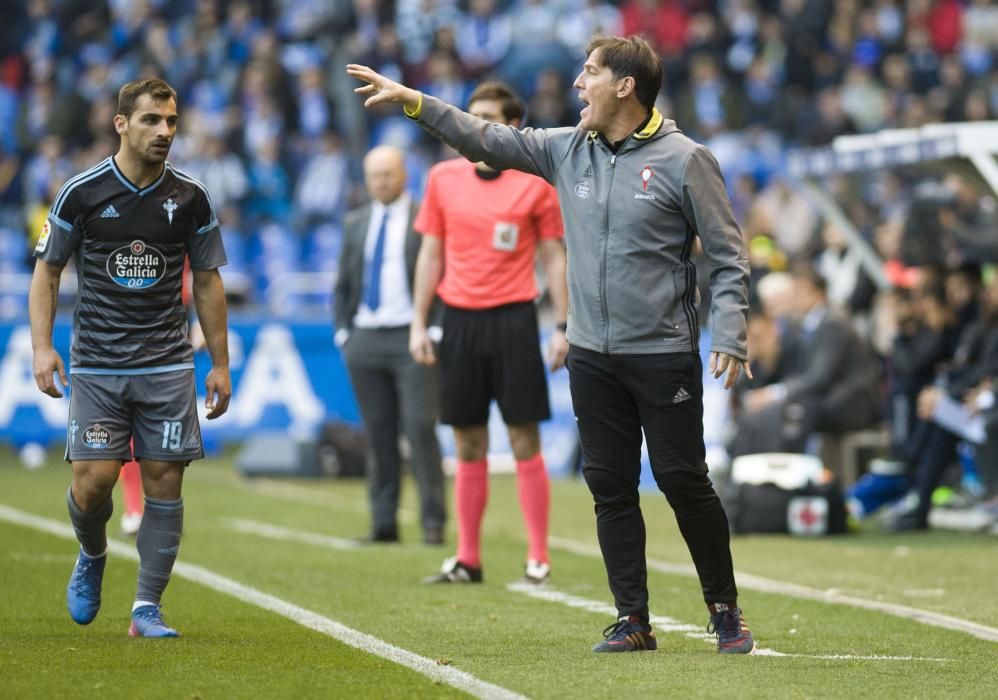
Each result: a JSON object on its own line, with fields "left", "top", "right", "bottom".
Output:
{"left": 136, "top": 139, "right": 171, "bottom": 165}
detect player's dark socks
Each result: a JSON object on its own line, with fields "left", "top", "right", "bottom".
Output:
{"left": 135, "top": 497, "right": 183, "bottom": 605}
{"left": 66, "top": 486, "right": 113, "bottom": 556}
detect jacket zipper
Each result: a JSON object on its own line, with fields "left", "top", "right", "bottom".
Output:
{"left": 601, "top": 153, "right": 616, "bottom": 352}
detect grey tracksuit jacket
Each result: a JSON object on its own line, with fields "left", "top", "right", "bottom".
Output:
{"left": 411, "top": 96, "right": 750, "bottom": 359}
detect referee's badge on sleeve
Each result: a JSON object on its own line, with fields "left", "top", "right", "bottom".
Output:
{"left": 493, "top": 222, "right": 519, "bottom": 252}
{"left": 35, "top": 220, "right": 51, "bottom": 254}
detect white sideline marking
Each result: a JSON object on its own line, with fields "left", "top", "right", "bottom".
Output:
{"left": 222, "top": 518, "right": 359, "bottom": 550}
{"left": 550, "top": 535, "right": 998, "bottom": 644}
{"left": 0, "top": 505, "right": 526, "bottom": 700}
{"left": 506, "top": 583, "right": 949, "bottom": 662}
{"left": 209, "top": 515, "right": 957, "bottom": 661}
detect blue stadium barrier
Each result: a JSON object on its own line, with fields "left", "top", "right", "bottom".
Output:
{"left": 0, "top": 318, "right": 582, "bottom": 477}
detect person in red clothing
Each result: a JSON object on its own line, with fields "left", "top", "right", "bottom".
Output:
{"left": 411, "top": 81, "right": 569, "bottom": 585}
{"left": 119, "top": 451, "right": 144, "bottom": 535}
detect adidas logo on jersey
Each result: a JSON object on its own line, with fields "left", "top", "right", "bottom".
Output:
{"left": 100, "top": 205, "right": 120, "bottom": 218}
{"left": 672, "top": 387, "right": 692, "bottom": 404}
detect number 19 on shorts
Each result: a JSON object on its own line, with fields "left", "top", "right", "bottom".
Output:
{"left": 161, "top": 421, "right": 183, "bottom": 450}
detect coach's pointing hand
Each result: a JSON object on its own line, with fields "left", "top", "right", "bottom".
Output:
{"left": 346, "top": 64, "right": 422, "bottom": 113}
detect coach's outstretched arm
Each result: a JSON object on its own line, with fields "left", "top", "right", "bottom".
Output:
{"left": 346, "top": 64, "right": 568, "bottom": 182}
{"left": 29, "top": 260, "right": 68, "bottom": 398}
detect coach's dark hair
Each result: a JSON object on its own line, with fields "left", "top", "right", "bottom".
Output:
{"left": 585, "top": 35, "right": 663, "bottom": 111}
{"left": 467, "top": 81, "right": 525, "bottom": 124}
{"left": 117, "top": 78, "right": 177, "bottom": 119}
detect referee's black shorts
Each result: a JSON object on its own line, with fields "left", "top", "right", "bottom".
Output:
{"left": 438, "top": 301, "right": 550, "bottom": 427}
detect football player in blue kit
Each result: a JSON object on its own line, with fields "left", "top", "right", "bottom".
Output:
{"left": 29, "top": 78, "right": 231, "bottom": 637}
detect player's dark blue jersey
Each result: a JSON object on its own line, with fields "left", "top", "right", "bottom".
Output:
{"left": 34, "top": 156, "right": 226, "bottom": 373}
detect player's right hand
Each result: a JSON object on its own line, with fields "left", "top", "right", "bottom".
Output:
{"left": 33, "top": 346, "right": 68, "bottom": 398}
{"left": 409, "top": 326, "right": 436, "bottom": 366}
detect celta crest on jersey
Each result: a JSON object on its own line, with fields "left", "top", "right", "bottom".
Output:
{"left": 106, "top": 240, "right": 167, "bottom": 289}
{"left": 163, "top": 197, "right": 178, "bottom": 224}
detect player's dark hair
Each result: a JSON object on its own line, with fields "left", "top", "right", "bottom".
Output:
{"left": 117, "top": 78, "right": 177, "bottom": 119}
{"left": 585, "top": 35, "right": 663, "bottom": 111}
{"left": 467, "top": 81, "right": 525, "bottom": 124}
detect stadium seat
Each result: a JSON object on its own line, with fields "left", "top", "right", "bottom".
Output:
{"left": 0, "top": 228, "right": 29, "bottom": 274}
{"left": 303, "top": 223, "right": 343, "bottom": 274}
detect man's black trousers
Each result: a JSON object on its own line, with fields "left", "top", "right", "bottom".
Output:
{"left": 566, "top": 346, "right": 738, "bottom": 621}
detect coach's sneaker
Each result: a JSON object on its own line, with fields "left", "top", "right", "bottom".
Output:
{"left": 66, "top": 548, "right": 107, "bottom": 625}
{"left": 708, "top": 605, "right": 755, "bottom": 654}
{"left": 128, "top": 605, "right": 179, "bottom": 638}
{"left": 592, "top": 616, "right": 657, "bottom": 652}
{"left": 522, "top": 560, "right": 550, "bottom": 585}
{"left": 422, "top": 556, "right": 483, "bottom": 584}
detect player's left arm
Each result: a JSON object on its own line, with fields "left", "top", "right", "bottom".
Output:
{"left": 187, "top": 187, "right": 231, "bottom": 418}
{"left": 192, "top": 269, "right": 231, "bottom": 419}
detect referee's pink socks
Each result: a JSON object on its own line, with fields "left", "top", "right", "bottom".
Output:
{"left": 455, "top": 459, "right": 488, "bottom": 568}
{"left": 120, "top": 459, "right": 144, "bottom": 517}
{"left": 516, "top": 453, "right": 550, "bottom": 564}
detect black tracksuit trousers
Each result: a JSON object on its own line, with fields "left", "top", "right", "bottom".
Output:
{"left": 567, "top": 346, "right": 738, "bottom": 622}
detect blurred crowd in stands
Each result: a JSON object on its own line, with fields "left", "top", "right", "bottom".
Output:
{"left": 0, "top": 0, "right": 996, "bottom": 524}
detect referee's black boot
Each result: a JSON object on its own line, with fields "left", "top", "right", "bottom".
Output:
{"left": 422, "top": 556, "right": 482, "bottom": 584}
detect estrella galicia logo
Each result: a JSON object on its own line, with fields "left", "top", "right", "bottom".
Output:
{"left": 82, "top": 423, "right": 110, "bottom": 449}
{"left": 106, "top": 240, "right": 166, "bottom": 289}
{"left": 574, "top": 181, "right": 591, "bottom": 199}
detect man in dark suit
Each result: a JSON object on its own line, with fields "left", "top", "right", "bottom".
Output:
{"left": 731, "top": 266, "right": 880, "bottom": 458}
{"left": 334, "top": 145, "right": 445, "bottom": 544}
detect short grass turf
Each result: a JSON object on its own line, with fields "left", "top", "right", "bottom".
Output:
{"left": 1, "top": 447, "right": 997, "bottom": 699}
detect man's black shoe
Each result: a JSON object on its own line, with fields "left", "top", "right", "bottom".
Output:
{"left": 423, "top": 528, "right": 444, "bottom": 545}
{"left": 355, "top": 530, "right": 399, "bottom": 544}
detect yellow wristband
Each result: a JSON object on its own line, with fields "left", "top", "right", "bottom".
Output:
{"left": 403, "top": 93, "right": 422, "bottom": 119}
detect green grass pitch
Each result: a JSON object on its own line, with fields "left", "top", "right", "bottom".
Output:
{"left": 1, "top": 446, "right": 996, "bottom": 699}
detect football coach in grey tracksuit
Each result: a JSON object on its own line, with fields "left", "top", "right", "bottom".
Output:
{"left": 348, "top": 35, "right": 756, "bottom": 655}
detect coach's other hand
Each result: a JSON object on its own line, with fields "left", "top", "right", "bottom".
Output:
{"left": 709, "top": 351, "right": 753, "bottom": 390}
{"left": 346, "top": 64, "right": 422, "bottom": 113}
{"left": 204, "top": 366, "right": 231, "bottom": 419}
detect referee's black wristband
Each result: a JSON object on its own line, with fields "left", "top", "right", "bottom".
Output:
{"left": 555, "top": 321, "right": 568, "bottom": 332}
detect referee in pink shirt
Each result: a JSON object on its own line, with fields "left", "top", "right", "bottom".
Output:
{"left": 410, "top": 82, "right": 569, "bottom": 586}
